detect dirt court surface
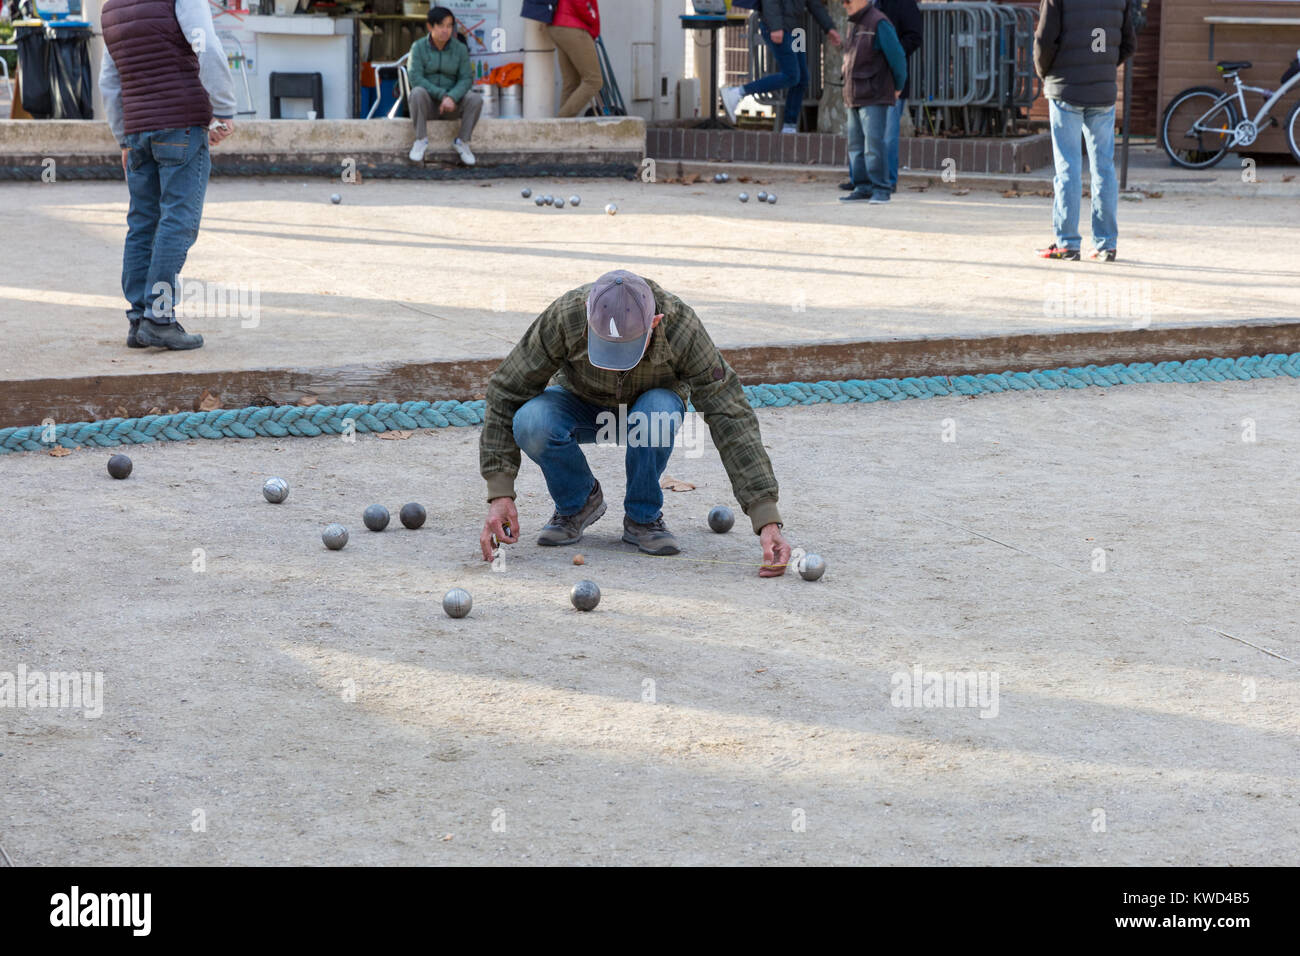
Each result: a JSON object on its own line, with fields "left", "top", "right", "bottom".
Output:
{"left": 2, "top": 380, "right": 1297, "bottom": 865}
{"left": 2, "top": 175, "right": 1298, "bottom": 382}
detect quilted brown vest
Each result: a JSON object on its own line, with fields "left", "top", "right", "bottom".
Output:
{"left": 101, "top": 0, "right": 213, "bottom": 135}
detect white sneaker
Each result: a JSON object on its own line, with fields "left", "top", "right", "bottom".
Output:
{"left": 720, "top": 85, "right": 742, "bottom": 124}
{"left": 408, "top": 138, "right": 428, "bottom": 162}
{"left": 781, "top": 124, "right": 798, "bottom": 134}
{"left": 453, "top": 137, "right": 476, "bottom": 166}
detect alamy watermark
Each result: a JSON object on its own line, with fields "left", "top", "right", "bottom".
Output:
{"left": 594, "top": 405, "right": 707, "bottom": 459}
{"left": 1, "top": 665, "right": 104, "bottom": 718}
{"left": 890, "top": 664, "right": 999, "bottom": 718}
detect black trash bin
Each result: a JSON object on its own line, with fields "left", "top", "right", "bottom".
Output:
{"left": 15, "top": 23, "right": 93, "bottom": 119}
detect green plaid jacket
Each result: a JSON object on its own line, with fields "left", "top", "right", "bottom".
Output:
{"left": 480, "top": 278, "right": 782, "bottom": 533}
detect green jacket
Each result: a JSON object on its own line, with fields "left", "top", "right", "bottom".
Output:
{"left": 408, "top": 34, "right": 472, "bottom": 102}
{"left": 480, "top": 279, "right": 783, "bottom": 534}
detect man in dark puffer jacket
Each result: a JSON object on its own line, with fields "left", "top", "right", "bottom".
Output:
{"left": 1033, "top": 0, "right": 1137, "bottom": 262}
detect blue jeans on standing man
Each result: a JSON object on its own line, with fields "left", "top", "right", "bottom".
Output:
{"left": 1048, "top": 99, "right": 1119, "bottom": 252}
{"left": 741, "top": 24, "right": 808, "bottom": 127}
{"left": 122, "top": 125, "right": 211, "bottom": 325}
{"left": 884, "top": 96, "right": 905, "bottom": 191}
{"left": 845, "top": 104, "right": 892, "bottom": 201}
{"left": 512, "top": 385, "right": 685, "bottom": 525}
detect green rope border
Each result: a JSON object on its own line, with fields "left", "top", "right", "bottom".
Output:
{"left": 4, "top": 352, "right": 1298, "bottom": 455}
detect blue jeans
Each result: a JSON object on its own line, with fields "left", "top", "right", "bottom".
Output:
{"left": 742, "top": 25, "right": 807, "bottom": 127}
{"left": 512, "top": 386, "right": 685, "bottom": 525}
{"left": 845, "top": 104, "right": 891, "bottom": 200}
{"left": 122, "top": 125, "right": 211, "bottom": 324}
{"left": 884, "top": 96, "right": 905, "bottom": 191}
{"left": 1048, "top": 100, "right": 1119, "bottom": 252}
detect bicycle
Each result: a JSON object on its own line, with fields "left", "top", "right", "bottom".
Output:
{"left": 1160, "top": 52, "right": 1300, "bottom": 169}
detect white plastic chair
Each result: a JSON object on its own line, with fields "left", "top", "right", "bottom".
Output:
{"left": 366, "top": 51, "right": 411, "bottom": 119}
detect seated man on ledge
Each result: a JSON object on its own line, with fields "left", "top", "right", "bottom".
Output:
{"left": 407, "top": 6, "right": 480, "bottom": 166}
{"left": 478, "top": 269, "right": 793, "bottom": 577}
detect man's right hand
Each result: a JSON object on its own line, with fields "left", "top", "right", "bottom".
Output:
{"left": 770, "top": 29, "right": 784, "bottom": 44}
{"left": 440, "top": 95, "right": 456, "bottom": 114}
{"left": 480, "top": 496, "right": 520, "bottom": 561}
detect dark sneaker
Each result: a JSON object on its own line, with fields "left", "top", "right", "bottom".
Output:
{"left": 537, "top": 479, "right": 606, "bottom": 546}
{"left": 838, "top": 181, "right": 856, "bottom": 191}
{"left": 1088, "top": 248, "right": 1117, "bottom": 262}
{"left": 1036, "top": 244, "right": 1081, "bottom": 260}
{"left": 136, "top": 318, "right": 204, "bottom": 350}
{"left": 126, "top": 319, "right": 146, "bottom": 348}
{"left": 839, "top": 191, "right": 873, "bottom": 202}
{"left": 622, "top": 514, "right": 680, "bottom": 556}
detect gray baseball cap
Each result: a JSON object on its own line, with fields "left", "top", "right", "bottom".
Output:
{"left": 586, "top": 270, "right": 655, "bottom": 371}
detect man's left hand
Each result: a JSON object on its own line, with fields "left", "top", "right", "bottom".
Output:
{"left": 440, "top": 95, "right": 456, "bottom": 114}
{"left": 758, "top": 523, "right": 792, "bottom": 578}
{"left": 827, "top": 28, "right": 843, "bottom": 48}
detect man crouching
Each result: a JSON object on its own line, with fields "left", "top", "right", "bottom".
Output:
{"left": 478, "top": 270, "right": 792, "bottom": 577}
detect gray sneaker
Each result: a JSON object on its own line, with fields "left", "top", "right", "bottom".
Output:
{"left": 537, "top": 480, "right": 606, "bottom": 546}
{"left": 622, "top": 514, "right": 680, "bottom": 556}
{"left": 136, "top": 318, "right": 204, "bottom": 350}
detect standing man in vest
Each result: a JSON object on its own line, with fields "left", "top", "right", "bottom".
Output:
{"left": 1033, "top": 0, "right": 1137, "bottom": 261}
{"left": 99, "top": 0, "right": 237, "bottom": 351}
{"left": 839, "top": 0, "right": 921, "bottom": 197}
{"left": 838, "top": 0, "right": 908, "bottom": 205}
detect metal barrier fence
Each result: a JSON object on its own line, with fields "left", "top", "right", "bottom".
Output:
{"left": 734, "top": 2, "right": 1038, "bottom": 136}
{"left": 911, "top": 2, "right": 1040, "bottom": 137}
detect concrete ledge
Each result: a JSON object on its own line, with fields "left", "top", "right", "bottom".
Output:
{"left": 4, "top": 318, "right": 1298, "bottom": 429}
{"left": 0, "top": 117, "right": 646, "bottom": 178}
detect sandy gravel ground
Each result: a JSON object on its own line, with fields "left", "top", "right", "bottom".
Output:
{"left": 2, "top": 175, "right": 1298, "bottom": 382}
{"left": 2, "top": 379, "right": 1297, "bottom": 865}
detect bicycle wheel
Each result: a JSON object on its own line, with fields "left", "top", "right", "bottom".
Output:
{"left": 1161, "top": 86, "right": 1239, "bottom": 169}
{"left": 1287, "top": 99, "right": 1300, "bottom": 165}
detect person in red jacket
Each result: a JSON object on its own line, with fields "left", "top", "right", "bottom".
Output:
{"left": 547, "top": 0, "right": 602, "bottom": 117}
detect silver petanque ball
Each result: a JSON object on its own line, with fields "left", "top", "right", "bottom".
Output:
{"left": 712, "top": 172, "right": 722, "bottom": 183}
{"left": 797, "top": 553, "right": 827, "bottom": 581}
{"left": 604, "top": 203, "right": 617, "bottom": 215}
{"left": 707, "top": 505, "right": 735, "bottom": 534}
{"left": 757, "top": 191, "right": 768, "bottom": 202}
{"left": 363, "top": 504, "right": 390, "bottom": 532}
{"left": 738, "top": 192, "right": 749, "bottom": 202}
{"left": 521, "top": 187, "right": 532, "bottom": 198}
{"left": 442, "top": 587, "right": 472, "bottom": 618}
{"left": 570, "top": 579, "right": 601, "bottom": 612}
{"left": 767, "top": 192, "right": 777, "bottom": 204}
{"left": 262, "top": 477, "right": 289, "bottom": 503}
{"left": 543, "top": 195, "right": 554, "bottom": 206}
{"left": 534, "top": 195, "right": 545, "bottom": 206}
{"left": 568, "top": 195, "right": 580, "bottom": 207}
{"left": 330, "top": 193, "right": 342, "bottom": 204}
{"left": 553, "top": 197, "right": 565, "bottom": 209}
{"left": 719, "top": 172, "right": 730, "bottom": 183}
{"left": 322, "top": 523, "right": 348, "bottom": 550}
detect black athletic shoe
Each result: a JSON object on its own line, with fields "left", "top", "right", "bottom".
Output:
{"left": 839, "top": 191, "right": 873, "bottom": 202}
{"left": 537, "top": 480, "right": 606, "bottom": 546}
{"left": 838, "top": 181, "right": 856, "bottom": 191}
{"left": 1036, "top": 244, "right": 1081, "bottom": 261}
{"left": 136, "top": 318, "right": 204, "bottom": 350}
{"left": 622, "top": 514, "right": 680, "bottom": 556}
{"left": 1088, "top": 248, "right": 1118, "bottom": 262}
{"left": 126, "top": 319, "right": 146, "bottom": 348}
